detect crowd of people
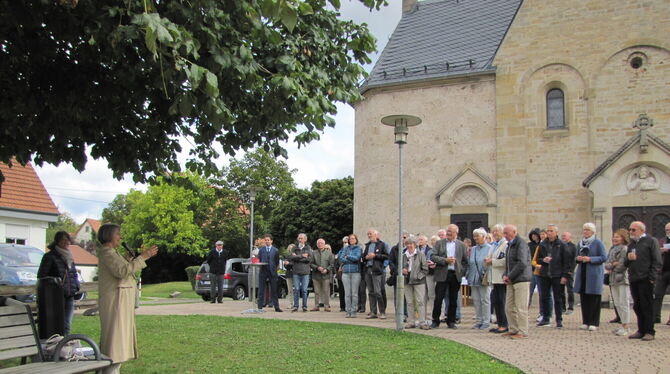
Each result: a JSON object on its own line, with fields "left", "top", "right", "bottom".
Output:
{"left": 239, "top": 220, "right": 668, "bottom": 341}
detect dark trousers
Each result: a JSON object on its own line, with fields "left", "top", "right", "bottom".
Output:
{"left": 566, "top": 275, "right": 574, "bottom": 310}
{"left": 358, "top": 270, "right": 367, "bottom": 312}
{"left": 579, "top": 293, "right": 601, "bottom": 327}
{"left": 631, "top": 280, "right": 655, "bottom": 335}
{"left": 491, "top": 284, "right": 508, "bottom": 328}
{"left": 653, "top": 271, "right": 670, "bottom": 323}
{"left": 539, "top": 277, "right": 564, "bottom": 322}
{"left": 432, "top": 271, "right": 460, "bottom": 325}
{"left": 210, "top": 273, "right": 224, "bottom": 302}
{"left": 365, "top": 269, "right": 386, "bottom": 315}
{"left": 257, "top": 273, "right": 279, "bottom": 309}
{"left": 337, "top": 273, "right": 346, "bottom": 310}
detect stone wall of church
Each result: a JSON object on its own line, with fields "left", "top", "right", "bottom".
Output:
{"left": 493, "top": 0, "right": 670, "bottom": 240}
{"left": 354, "top": 76, "right": 497, "bottom": 239}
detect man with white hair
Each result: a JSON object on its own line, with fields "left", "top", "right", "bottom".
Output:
{"left": 625, "top": 221, "right": 662, "bottom": 341}
{"left": 502, "top": 224, "right": 532, "bottom": 339}
{"left": 363, "top": 228, "right": 389, "bottom": 319}
{"left": 430, "top": 224, "right": 468, "bottom": 329}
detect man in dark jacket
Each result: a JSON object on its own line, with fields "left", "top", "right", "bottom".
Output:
{"left": 205, "top": 240, "right": 228, "bottom": 303}
{"left": 653, "top": 222, "right": 670, "bottom": 325}
{"left": 560, "top": 231, "right": 577, "bottom": 314}
{"left": 363, "top": 229, "right": 388, "bottom": 319}
{"left": 625, "top": 221, "right": 662, "bottom": 341}
{"left": 536, "top": 225, "right": 571, "bottom": 328}
{"left": 503, "top": 225, "right": 532, "bottom": 339}
{"left": 430, "top": 224, "right": 468, "bottom": 329}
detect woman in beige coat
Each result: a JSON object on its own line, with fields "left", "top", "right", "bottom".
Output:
{"left": 97, "top": 224, "right": 157, "bottom": 374}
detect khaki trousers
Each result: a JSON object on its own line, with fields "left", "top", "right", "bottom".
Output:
{"left": 313, "top": 277, "right": 331, "bottom": 307}
{"left": 406, "top": 283, "right": 427, "bottom": 325}
{"left": 505, "top": 281, "right": 529, "bottom": 335}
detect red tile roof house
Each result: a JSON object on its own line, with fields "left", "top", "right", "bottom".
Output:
{"left": 67, "top": 244, "right": 99, "bottom": 282}
{"left": 72, "top": 218, "right": 102, "bottom": 249}
{"left": 0, "top": 161, "right": 59, "bottom": 250}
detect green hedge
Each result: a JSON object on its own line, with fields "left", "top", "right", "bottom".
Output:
{"left": 184, "top": 266, "right": 200, "bottom": 290}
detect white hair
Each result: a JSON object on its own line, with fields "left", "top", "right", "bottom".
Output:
{"left": 491, "top": 224, "right": 504, "bottom": 233}
{"left": 582, "top": 222, "right": 596, "bottom": 233}
{"left": 473, "top": 227, "right": 488, "bottom": 238}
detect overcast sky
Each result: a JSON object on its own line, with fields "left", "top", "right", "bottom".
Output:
{"left": 35, "top": 1, "right": 403, "bottom": 223}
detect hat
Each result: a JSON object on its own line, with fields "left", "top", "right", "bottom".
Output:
{"left": 215, "top": 240, "right": 223, "bottom": 245}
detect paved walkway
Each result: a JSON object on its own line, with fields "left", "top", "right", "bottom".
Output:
{"left": 135, "top": 298, "right": 669, "bottom": 374}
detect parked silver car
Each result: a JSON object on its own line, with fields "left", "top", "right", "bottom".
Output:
{"left": 194, "top": 258, "right": 288, "bottom": 301}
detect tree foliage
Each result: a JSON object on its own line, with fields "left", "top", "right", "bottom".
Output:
{"left": 270, "top": 176, "right": 352, "bottom": 250}
{"left": 46, "top": 212, "right": 79, "bottom": 244}
{"left": 101, "top": 193, "right": 133, "bottom": 226}
{"left": 220, "top": 148, "right": 296, "bottom": 233}
{"left": 0, "top": 0, "right": 382, "bottom": 182}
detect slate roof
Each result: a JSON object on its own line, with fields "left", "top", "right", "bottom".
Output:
{"left": 0, "top": 161, "right": 59, "bottom": 215}
{"left": 361, "top": 0, "right": 523, "bottom": 92}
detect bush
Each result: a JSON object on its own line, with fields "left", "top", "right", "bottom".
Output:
{"left": 185, "top": 266, "right": 200, "bottom": 290}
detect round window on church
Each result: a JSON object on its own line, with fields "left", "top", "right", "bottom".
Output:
{"left": 630, "top": 57, "right": 643, "bottom": 69}
{"left": 627, "top": 52, "right": 647, "bottom": 70}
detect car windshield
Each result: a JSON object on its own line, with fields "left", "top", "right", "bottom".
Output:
{"left": 0, "top": 247, "right": 44, "bottom": 267}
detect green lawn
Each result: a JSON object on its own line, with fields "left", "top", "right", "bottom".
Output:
{"left": 86, "top": 281, "right": 199, "bottom": 301}
{"left": 67, "top": 315, "right": 520, "bottom": 374}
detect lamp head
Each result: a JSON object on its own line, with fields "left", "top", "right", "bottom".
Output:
{"left": 381, "top": 115, "right": 422, "bottom": 144}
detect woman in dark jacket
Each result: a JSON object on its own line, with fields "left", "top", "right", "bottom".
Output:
{"left": 37, "top": 231, "right": 80, "bottom": 336}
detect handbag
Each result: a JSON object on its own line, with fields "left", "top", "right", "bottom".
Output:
{"left": 481, "top": 270, "right": 490, "bottom": 286}
{"left": 603, "top": 273, "right": 610, "bottom": 286}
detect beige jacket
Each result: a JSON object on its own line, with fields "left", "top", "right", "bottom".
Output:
{"left": 98, "top": 246, "right": 146, "bottom": 363}
{"left": 490, "top": 239, "right": 509, "bottom": 284}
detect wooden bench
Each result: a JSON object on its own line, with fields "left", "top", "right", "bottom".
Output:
{"left": 0, "top": 298, "right": 111, "bottom": 374}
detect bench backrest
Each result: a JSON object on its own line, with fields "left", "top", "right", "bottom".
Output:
{"left": 0, "top": 298, "right": 43, "bottom": 362}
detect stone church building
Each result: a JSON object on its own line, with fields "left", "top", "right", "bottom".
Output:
{"left": 354, "top": 0, "right": 670, "bottom": 245}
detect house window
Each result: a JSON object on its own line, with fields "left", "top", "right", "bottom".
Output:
{"left": 546, "top": 88, "right": 565, "bottom": 129}
{"left": 85, "top": 226, "right": 89, "bottom": 233}
{"left": 5, "top": 238, "right": 27, "bottom": 245}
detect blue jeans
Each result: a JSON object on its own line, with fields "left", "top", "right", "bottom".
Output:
{"left": 64, "top": 297, "right": 75, "bottom": 336}
{"left": 293, "top": 274, "right": 310, "bottom": 308}
{"left": 341, "top": 272, "right": 361, "bottom": 315}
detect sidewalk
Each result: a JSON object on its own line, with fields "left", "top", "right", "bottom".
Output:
{"left": 135, "top": 297, "right": 669, "bottom": 374}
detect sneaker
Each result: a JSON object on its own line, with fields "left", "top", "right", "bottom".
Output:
{"left": 641, "top": 334, "right": 655, "bottom": 341}
{"left": 429, "top": 322, "right": 439, "bottom": 329}
{"left": 588, "top": 325, "right": 597, "bottom": 331}
{"left": 579, "top": 324, "right": 588, "bottom": 330}
{"left": 404, "top": 323, "right": 416, "bottom": 329}
{"left": 291, "top": 307, "right": 298, "bottom": 313}
{"left": 447, "top": 323, "right": 457, "bottom": 329}
{"left": 379, "top": 314, "right": 387, "bottom": 320}
{"left": 537, "top": 320, "right": 551, "bottom": 327}
{"left": 420, "top": 324, "right": 431, "bottom": 330}
{"left": 302, "top": 307, "right": 308, "bottom": 312}
{"left": 366, "top": 314, "right": 378, "bottom": 319}
{"left": 455, "top": 318, "right": 461, "bottom": 324}
{"left": 536, "top": 315, "right": 543, "bottom": 323}
{"left": 614, "top": 328, "right": 628, "bottom": 336}
{"left": 479, "top": 324, "right": 490, "bottom": 330}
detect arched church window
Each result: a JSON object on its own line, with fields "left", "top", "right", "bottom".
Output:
{"left": 546, "top": 88, "right": 565, "bottom": 129}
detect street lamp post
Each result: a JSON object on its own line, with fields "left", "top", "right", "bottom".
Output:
{"left": 381, "top": 114, "right": 422, "bottom": 332}
{"left": 248, "top": 187, "right": 259, "bottom": 259}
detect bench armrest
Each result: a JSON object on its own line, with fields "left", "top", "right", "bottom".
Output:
{"left": 53, "top": 334, "right": 103, "bottom": 362}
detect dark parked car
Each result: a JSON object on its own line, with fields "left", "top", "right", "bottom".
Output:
{"left": 194, "top": 258, "right": 288, "bottom": 301}
{"left": 0, "top": 244, "right": 45, "bottom": 302}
